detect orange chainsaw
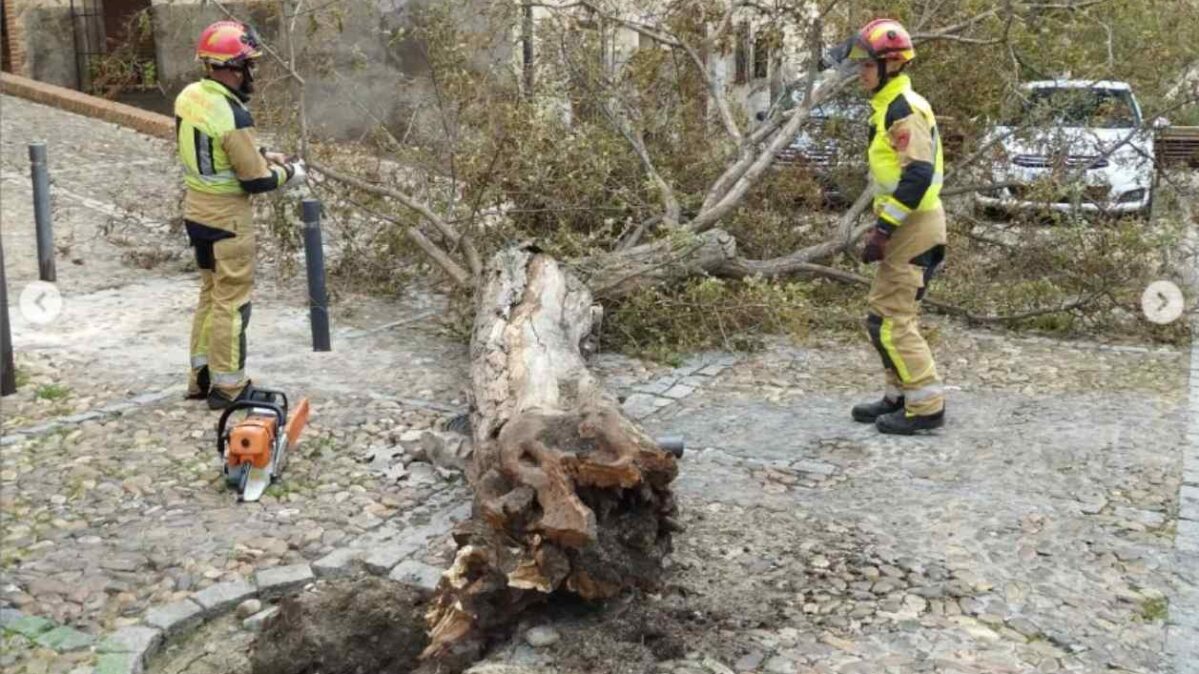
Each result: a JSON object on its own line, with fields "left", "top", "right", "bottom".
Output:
{"left": 216, "top": 389, "right": 310, "bottom": 502}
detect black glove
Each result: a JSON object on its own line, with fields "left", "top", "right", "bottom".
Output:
{"left": 861, "top": 225, "right": 892, "bottom": 263}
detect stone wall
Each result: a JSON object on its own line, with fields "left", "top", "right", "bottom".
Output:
{"left": 23, "top": 3, "right": 75, "bottom": 88}
{"left": 3, "top": 0, "right": 510, "bottom": 140}
{"left": 3, "top": 0, "right": 75, "bottom": 88}
{"left": 149, "top": 0, "right": 512, "bottom": 141}
{"left": 0, "top": 72, "right": 173, "bottom": 137}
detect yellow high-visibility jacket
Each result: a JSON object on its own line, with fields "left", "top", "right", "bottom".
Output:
{"left": 868, "top": 74, "right": 944, "bottom": 231}
{"left": 174, "top": 78, "right": 289, "bottom": 233}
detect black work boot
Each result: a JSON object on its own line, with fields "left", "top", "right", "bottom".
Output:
{"left": 875, "top": 407, "right": 945, "bottom": 435}
{"left": 851, "top": 396, "right": 904, "bottom": 423}
{"left": 207, "top": 381, "right": 260, "bottom": 411}
{"left": 186, "top": 366, "right": 210, "bottom": 401}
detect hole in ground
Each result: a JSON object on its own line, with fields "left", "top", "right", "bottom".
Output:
{"left": 251, "top": 577, "right": 430, "bottom": 674}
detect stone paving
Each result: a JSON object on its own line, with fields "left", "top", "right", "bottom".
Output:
{"left": 2, "top": 93, "right": 1198, "bottom": 674}
{"left": 1166, "top": 247, "right": 1199, "bottom": 672}
{"left": 635, "top": 331, "right": 1191, "bottom": 674}
{"left": 0, "top": 93, "right": 478, "bottom": 674}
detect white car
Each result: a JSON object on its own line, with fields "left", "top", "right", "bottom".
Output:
{"left": 974, "top": 80, "right": 1159, "bottom": 216}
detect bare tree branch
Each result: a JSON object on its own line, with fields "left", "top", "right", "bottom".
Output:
{"left": 680, "top": 40, "right": 743, "bottom": 143}
{"left": 687, "top": 72, "right": 855, "bottom": 232}
{"left": 348, "top": 200, "right": 474, "bottom": 287}
{"left": 910, "top": 7, "right": 1000, "bottom": 41}
{"left": 1025, "top": 0, "right": 1111, "bottom": 10}
{"left": 718, "top": 260, "right": 1098, "bottom": 325}
{"left": 616, "top": 214, "right": 662, "bottom": 251}
{"left": 552, "top": 18, "right": 681, "bottom": 228}
{"left": 601, "top": 99, "right": 682, "bottom": 227}
{"left": 309, "top": 161, "right": 482, "bottom": 278}
{"left": 280, "top": 0, "right": 309, "bottom": 157}
{"left": 947, "top": 126, "right": 1018, "bottom": 178}
{"left": 715, "top": 187, "right": 873, "bottom": 278}
{"left": 925, "top": 293, "right": 1098, "bottom": 324}
{"left": 803, "top": 13, "right": 822, "bottom": 104}
{"left": 548, "top": 0, "right": 746, "bottom": 143}
{"left": 941, "top": 181, "right": 1021, "bottom": 198}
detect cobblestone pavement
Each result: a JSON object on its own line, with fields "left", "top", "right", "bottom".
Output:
{"left": 0, "top": 94, "right": 481, "bottom": 672}
{"left": 635, "top": 330, "right": 1191, "bottom": 674}
{"left": 2, "top": 94, "right": 1197, "bottom": 674}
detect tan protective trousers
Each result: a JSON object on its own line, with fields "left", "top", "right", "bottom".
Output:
{"left": 188, "top": 225, "right": 255, "bottom": 399}
{"left": 865, "top": 207, "right": 947, "bottom": 416}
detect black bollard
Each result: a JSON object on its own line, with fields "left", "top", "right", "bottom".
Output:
{"left": 29, "top": 142, "right": 55, "bottom": 283}
{"left": 302, "top": 199, "right": 331, "bottom": 352}
{"left": 0, "top": 228, "right": 16, "bottom": 396}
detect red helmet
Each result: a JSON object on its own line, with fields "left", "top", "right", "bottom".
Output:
{"left": 849, "top": 18, "right": 915, "bottom": 64}
{"left": 195, "top": 20, "right": 263, "bottom": 67}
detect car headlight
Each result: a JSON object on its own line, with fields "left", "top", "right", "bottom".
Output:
{"left": 1117, "top": 189, "right": 1146, "bottom": 204}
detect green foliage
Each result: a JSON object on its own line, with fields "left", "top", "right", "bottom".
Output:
{"left": 804, "top": 0, "right": 1199, "bottom": 168}
{"left": 935, "top": 209, "right": 1191, "bottom": 343}
{"left": 34, "top": 384, "right": 71, "bottom": 402}
{"left": 607, "top": 276, "right": 814, "bottom": 361}
{"left": 84, "top": 9, "right": 158, "bottom": 97}
{"left": 275, "top": 0, "right": 1196, "bottom": 355}
{"left": 1139, "top": 596, "right": 1169, "bottom": 622}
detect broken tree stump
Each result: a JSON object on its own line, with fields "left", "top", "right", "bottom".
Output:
{"left": 422, "top": 247, "right": 680, "bottom": 663}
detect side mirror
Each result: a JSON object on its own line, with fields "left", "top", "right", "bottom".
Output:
{"left": 1152, "top": 116, "right": 1171, "bottom": 129}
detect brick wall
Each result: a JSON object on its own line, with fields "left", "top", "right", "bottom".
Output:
{"left": 3, "top": 0, "right": 28, "bottom": 76}
{"left": 0, "top": 72, "right": 174, "bottom": 138}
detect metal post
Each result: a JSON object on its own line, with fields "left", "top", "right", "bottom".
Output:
{"left": 656, "top": 436, "right": 685, "bottom": 459}
{"left": 301, "top": 199, "right": 331, "bottom": 352}
{"left": 1, "top": 227, "right": 16, "bottom": 396}
{"left": 29, "top": 142, "right": 55, "bottom": 283}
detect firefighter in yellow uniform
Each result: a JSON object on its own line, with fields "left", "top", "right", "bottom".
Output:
{"left": 847, "top": 19, "right": 947, "bottom": 434}
{"left": 176, "top": 20, "right": 304, "bottom": 409}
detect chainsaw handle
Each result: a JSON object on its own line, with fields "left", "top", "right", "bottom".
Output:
{"left": 248, "top": 387, "right": 289, "bottom": 418}
{"left": 215, "top": 401, "right": 287, "bottom": 457}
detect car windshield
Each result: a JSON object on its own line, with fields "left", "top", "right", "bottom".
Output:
{"left": 1018, "top": 87, "right": 1139, "bottom": 128}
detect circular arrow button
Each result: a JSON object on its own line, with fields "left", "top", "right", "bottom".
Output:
{"left": 19, "top": 281, "right": 63, "bottom": 325}
{"left": 1141, "top": 280, "right": 1184, "bottom": 325}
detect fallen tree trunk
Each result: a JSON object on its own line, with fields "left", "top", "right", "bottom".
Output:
{"left": 421, "top": 247, "right": 681, "bottom": 665}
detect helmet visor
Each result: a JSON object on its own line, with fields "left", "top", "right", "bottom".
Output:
{"left": 847, "top": 37, "right": 875, "bottom": 61}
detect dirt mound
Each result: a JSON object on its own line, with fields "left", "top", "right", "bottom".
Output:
{"left": 251, "top": 578, "right": 431, "bottom": 674}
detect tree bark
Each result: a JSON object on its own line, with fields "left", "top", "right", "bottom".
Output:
{"left": 572, "top": 229, "right": 737, "bottom": 301}
{"left": 421, "top": 247, "right": 681, "bottom": 664}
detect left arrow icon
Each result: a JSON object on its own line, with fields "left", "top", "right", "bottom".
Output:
{"left": 19, "top": 282, "right": 62, "bottom": 325}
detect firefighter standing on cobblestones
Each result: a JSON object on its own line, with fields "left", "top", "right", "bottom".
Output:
{"left": 175, "top": 20, "right": 304, "bottom": 410}
{"left": 846, "top": 18, "right": 948, "bottom": 434}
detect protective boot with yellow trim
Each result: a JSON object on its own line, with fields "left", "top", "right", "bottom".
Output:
{"left": 876, "top": 407, "right": 945, "bottom": 435}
